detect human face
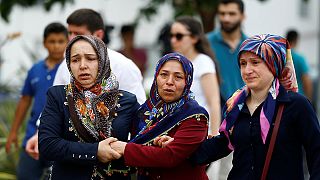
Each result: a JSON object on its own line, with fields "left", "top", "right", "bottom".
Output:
{"left": 70, "top": 40, "right": 99, "bottom": 89}
{"left": 218, "top": 3, "right": 244, "bottom": 33}
{"left": 156, "top": 60, "right": 186, "bottom": 103}
{"left": 239, "top": 51, "right": 274, "bottom": 91}
{"left": 44, "top": 33, "right": 68, "bottom": 61}
{"left": 170, "top": 22, "right": 197, "bottom": 55}
{"left": 68, "top": 24, "right": 92, "bottom": 41}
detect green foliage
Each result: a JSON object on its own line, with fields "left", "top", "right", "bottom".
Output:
{"left": 0, "top": 97, "right": 21, "bottom": 178}
{"left": 0, "top": 0, "right": 74, "bottom": 22}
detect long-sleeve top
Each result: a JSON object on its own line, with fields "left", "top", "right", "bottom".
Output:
{"left": 124, "top": 116, "right": 209, "bottom": 180}
{"left": 191, "top": 89, "right": 320, "bottom": 180}
{"left": 38, "top": 85, "right": 140, "bottom": 180}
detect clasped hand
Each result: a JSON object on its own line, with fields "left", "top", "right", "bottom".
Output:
{"left": 97, "top": 135, "right": 174, "bottom": 163}
{"left": 97, "top": 137, "right": 125, "bottom": 163}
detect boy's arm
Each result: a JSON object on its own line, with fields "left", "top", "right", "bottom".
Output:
{"left": 6, "top": 95, "right": 32, "bottom": 153}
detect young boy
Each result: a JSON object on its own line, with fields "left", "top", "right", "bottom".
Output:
{"left": 5, "top": 22, "right": 68, "bottom": 179}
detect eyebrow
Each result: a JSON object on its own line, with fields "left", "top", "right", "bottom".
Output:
{"left": 239, "top": 57, "right": 260, "bottom": 60}
{"left": 71, "top": 53, "right": 96, "bottom": 58}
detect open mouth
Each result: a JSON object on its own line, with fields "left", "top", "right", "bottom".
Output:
{"left": 79, "top": 73, "right": 91, "bottom": 80}
{"left": 164, "top": 89, "right": 174, "bottom": 93}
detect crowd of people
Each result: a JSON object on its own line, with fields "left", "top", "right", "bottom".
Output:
{"left": 4, "top": 0, "right": 320, "bottom": 179}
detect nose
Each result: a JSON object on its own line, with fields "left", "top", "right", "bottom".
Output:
{"left": 244, "top": 63, "right": 253, "bottom": 74}
{"left": 79, "top": 59, "right": 87, "bottom": 70}
{"left": 170, "top": 35, "right": 178, "bottom": 45}
{"left": 166, "top": 75, "right": 174, "bottom": 85}
{"left": 220, "top": 13, "right": 231, "bottom": 22}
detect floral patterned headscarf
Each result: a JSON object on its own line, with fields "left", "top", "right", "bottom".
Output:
{"left": 65, "top": 35, "right": 119, "bottom": 142}
{"left": 220, "top": 34, "right": 298, "bottom": 150}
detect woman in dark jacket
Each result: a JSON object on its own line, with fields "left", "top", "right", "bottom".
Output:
{"left": 191, "top": 34, "right": 320, "bottom": 179}
{"left": 38, "top": 35, "right": 140, "bottom": 179}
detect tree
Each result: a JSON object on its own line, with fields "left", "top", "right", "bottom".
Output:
{"left": 1, "top": 0, "right": 308, "bottom": 32}
{"left": 0, "top": 0, "right": 73, "bottom": 22}
{"left": 135, "top": 0, "right": 219, "bottom": 33}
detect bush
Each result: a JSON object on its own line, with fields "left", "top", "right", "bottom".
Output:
{"left": 0, "top": 95, "right": 24, "bottom": 179}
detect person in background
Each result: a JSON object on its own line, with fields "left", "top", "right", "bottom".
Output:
{"left": 38, "top": 35, "right": 140, "bottom": 179}
{"left": 286, "top": 29, "right": 313, "bottom": 102}
{"left": 286, "top": 28, "right": 314, "bottom": 180}
{"left": 111, "top": 53, "right": 209, "bottom": 180}
{"left": 206, "top": 0, "right": 247, "bottom": 178}
{"left": 5, "top": 22, "right": 68, "bottom": 179}
{"left": 170, "top": 16, "right": 220, "bottom": 136}
{"left": 118, "top": 24, "right": 148, "bottom": 76}
{"left": 191, "top": 34, "right": 320, "bottom": 180}
{"left": 158, "top": 22, "right": 173, "bottom": 56}
{"left": 208, "top": 0, "right": 247, "bottom": 106}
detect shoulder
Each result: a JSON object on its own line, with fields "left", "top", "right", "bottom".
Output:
{"left": 29, "top": 60, "right": 45, "bottom": 71}
{"left": 47, "top": 85, "right": 65, "bottom": 96}
{"left": 282, "top": 91, "right": 313, "bottom": 113}
{"left": 193, "top": 54, "right": 216, "bottom": 73}
{"left": 286, "top": 91, "right": 310, "bottom": 104}
{"left": 108, "top": 48, "right": 131, "bottom": 65}
{"left": 207, "top": 30, "right": 218, "bottom": 39}
{"left": 183, "top": 99, "right": 209, "bottom": 118}
{"left": 118, "top": 90, "right": 139, "bottom": 108}
{"left": 107, "top": 48, "right": 141, "bottom": 74}
{"left": 292, "top": 50, "right": 307, "bottom": 63}
{"left": 195, "top": 54, "right": 214, "bottom": 64}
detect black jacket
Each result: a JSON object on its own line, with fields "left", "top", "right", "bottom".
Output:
{"left": 39, "top": 85, "right": 140, "bottom": 180}
{"left": 191, "top": 86, "right": 320, "bottom": 180}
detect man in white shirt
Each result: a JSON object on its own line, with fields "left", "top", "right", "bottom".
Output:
{"left": 25, "top": 8, "right": 146, "bottom": 160}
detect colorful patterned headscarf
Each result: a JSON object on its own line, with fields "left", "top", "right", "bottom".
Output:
{"left": 131, "top": 53, "right": 208, "bottom": 144}
{"left": 219, "top": 34, "right": 298, "bottom": 150}
{"left": 65, "top": 35, "right": 119, "bottom": 142}
{"left": 149, "top": 52, "right": 194, "bottom": 106}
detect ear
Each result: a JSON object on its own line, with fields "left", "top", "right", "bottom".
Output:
{"left": 43, "top": 39, "right": 48, "bottom": 49}
{"left": 93, "top": 29, "right": 105, "bottom": 40}
{"left": 241, "top": 13, "right": 246, "bottom": 22}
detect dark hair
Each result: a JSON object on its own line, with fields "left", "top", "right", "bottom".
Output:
{"left": 158, "top": 22, "right": 173, "bottom": 56}
{"left": 43, "top": 22, "right": 68, "bottom": 40}
{"left": 175, "top": 16, "right": 220, "bottom": 83}
{"left": 67, "top": 8, "right": 104, "bottom": 33}
{"left": 120, "top": 24, "right": 135, "bottom": 35}
{"left": 219, "top": 0, "right": 244, "bottom": 14}
{"left": 286, "top": 30, "right": 299, "bottom": 44}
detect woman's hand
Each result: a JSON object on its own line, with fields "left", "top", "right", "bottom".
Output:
{"left": 153, "top": 135, "right": 174, "bottom": 148}
{"left": 25, "top": 132, "right": 39, "bottom": 160}
{"left": 110, "top": 141, "right": 127, "bottom": 155}
{"left": 97, "top": 137, "right": 121, "bottom": 163}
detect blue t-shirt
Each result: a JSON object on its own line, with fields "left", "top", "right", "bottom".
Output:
{"left": 207, "top": 30, "right": 247, "bottom": 101}
{"left": 291, "top": 49, "right": 310, "bottom": 95}
{"left": 21, "top": 59, "right": 60, "bottom": 147}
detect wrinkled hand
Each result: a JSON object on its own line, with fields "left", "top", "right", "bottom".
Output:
{"left": 25, "top": 132, "right": 39, "bottom": 160}
{"left": 110, "top": 141, "right": 127, "bottom": 155}
{"left": 97, "top": 137, "right": 121, "bottom": 163}
{"left": 5, "top": 131, "right": 18, "bottom": 153}
{"left": 153, "top": 135, "right": 174, "bottom": 148}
